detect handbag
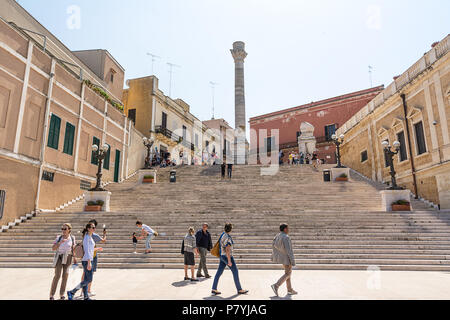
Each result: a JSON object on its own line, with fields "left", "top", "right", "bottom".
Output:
{"left": 181, "top": 239, "right": 185, "bottom": 255}
{"left": 211, "top": 233, "right": 224, "bottom": 258}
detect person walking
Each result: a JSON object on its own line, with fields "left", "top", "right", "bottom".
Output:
{"left": 195, "top": 223, "right": 213, "bottom": 278}
{"left": 183, "top": 227, "right": 199, "bottom": 281}
{"left": 67, "top": 223, "right": 102, "bottom": 300}
{"left": 136, "top": 221, "right": 158, "bottom": 253}
{"left": 78, "top": 219, "right": 106, "bottom": 298}
{"left": 50, "top": 223, "right": 75, "bottom": 300}
{"left": 211, "top": 223, "right": 248, "bottom": 296}
{"left": 271, "top": 224, "right": 298, "bottom": 297}
{"left": 227, "top": 163, "right": 233, "bottom": 179}
{"left": 221, "top": 162, "right": 226, "bottom": 179}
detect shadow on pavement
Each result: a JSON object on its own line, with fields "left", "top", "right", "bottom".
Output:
{"left": 171, "top": 280, "right": 192, "bottom": 287}
{"left": 270, "top": 295, "right": 292, "bottom": 300}
{"left": 203, "top": 294, "right": 239, "bottom": 300}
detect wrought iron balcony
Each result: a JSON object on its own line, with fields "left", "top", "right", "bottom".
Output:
{"left": 155, "top": 125, "right": 181, "bottom": 143}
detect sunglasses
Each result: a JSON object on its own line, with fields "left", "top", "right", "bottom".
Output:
{"left": 61, "top": 228, "right": 68, "bottom": 231}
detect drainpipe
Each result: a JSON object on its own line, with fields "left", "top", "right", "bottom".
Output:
{"left": 401, "top": 93, "right": 419, "bottom": 199}
{"left": 35, "top": 60, "right": 56, "bottom": 210}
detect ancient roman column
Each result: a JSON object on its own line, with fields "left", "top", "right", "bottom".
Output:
{"left": 231, "top": 41, "right": 248, "bottom": 164}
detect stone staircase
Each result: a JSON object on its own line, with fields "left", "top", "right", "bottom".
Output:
{"left": 1, "top": 164, "right": 450, "bottom": 271}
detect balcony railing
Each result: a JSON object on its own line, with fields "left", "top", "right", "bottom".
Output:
{"left": 155, "top": 125, "right": 181, "bottom": 143}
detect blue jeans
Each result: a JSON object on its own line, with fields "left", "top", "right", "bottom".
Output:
{"left": 145, "top": 234, "right": 154, "bottom": 250}
{"left": 70, "top": 261, "right": 93, "bottom": 299}
{"left": 212, "top": 255, "right": 242, "bottom": 292}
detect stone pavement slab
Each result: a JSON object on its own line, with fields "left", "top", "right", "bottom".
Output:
{"left": 1, "top": 268, "right": 450, "bottom": 300}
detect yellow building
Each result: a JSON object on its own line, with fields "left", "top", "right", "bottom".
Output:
{"left": 337, "top": 35, "right": 450, "bottom": 209}
{"left": 123, "top": 76, "right": 220, "bottom": 165}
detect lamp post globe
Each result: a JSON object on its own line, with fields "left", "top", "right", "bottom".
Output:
{"left": 332, "top": 134, "right": 337, "bottom": 141}
{"left": 92, "top": 144, "right": 99, "bottom": 152}
{"left": 339, "top": 134, "right": 345, "bottom": 140}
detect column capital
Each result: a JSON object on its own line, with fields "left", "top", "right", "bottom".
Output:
{"left": 231, "top": 41, "right": 247, "bottom": 63}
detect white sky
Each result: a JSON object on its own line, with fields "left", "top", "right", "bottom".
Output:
{"left": 14, "top": 0, "right": 450, "bottom": 130}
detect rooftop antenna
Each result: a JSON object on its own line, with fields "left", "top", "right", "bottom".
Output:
{"left": 210, "top": 81, "right": 218, "bottom": 119}
{"left": 368, "top": 65, "right": 373, "bottom": 88}
{"left": 167, "top": 62, "right": 181, "bottom": 97}
{"left": 146, "top": 52, "right": 161, "bottom": 75}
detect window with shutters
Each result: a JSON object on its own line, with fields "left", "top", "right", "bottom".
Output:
{"left": 47, "top": 114, "right": 61, "bottom": 150}
{"left": 128, "top": 109, "right": 136, "bottom": 125}
{"left": 91, "top": 136, "right": 100, "bottom": 165}
{"left": 325, "top": 124, "right": 336, "bottom": 141}
{"left": 63, "top": 122, "right": 75, "bottom": 155}
{"left": 396, "top": 131, "right": 408, "bottom": 162}
{"left": 414, "top": 121, "right": 427, "bottom": 155}
{"left": 103, "top": 144, "right": 111, "bottom": 170}
{"left": 361, "top": 150, "right": 368, "bottom": 163}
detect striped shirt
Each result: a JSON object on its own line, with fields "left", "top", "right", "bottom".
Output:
{"left": 220, "top": 232, "right": 234, "bottom": 256}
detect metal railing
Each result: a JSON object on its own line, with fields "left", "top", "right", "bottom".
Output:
{"left": 155, "top": 125, "right": 181, "bottom": 143}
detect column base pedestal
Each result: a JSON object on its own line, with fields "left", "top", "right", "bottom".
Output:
{"left": 84, "top": 191, "right": 112, "bottom": 212}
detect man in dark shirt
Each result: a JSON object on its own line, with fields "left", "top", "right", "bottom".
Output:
{"left": 195, "top": 223, "right": 213, "bottom": 278}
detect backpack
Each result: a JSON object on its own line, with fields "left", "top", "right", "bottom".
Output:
{"left": 73, "top": 241, "right": 84, "bottom": 259}
{"left": 211, "top": 233, "right": 224, "bottom": 258}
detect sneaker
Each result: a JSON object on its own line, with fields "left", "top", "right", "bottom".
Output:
{"left": 288, "top": 290, "right": 298, "bottom": 295}
{"left": 211, "top": 290, "right": 221, "bottom": 295}
{"left": 271, "top": 284, "right": 279, "bottom": 297}
{"left": 67, "top": 291, "right": 74, "bottom": 301}
{"left": 238, "top": 290, "right": 249, "bottom": 295}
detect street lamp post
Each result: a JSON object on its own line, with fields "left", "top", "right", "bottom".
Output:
{"left": 143, "top": 137, "right": 154, "bottom": 169}
{"left": 89, "top": 144, "right": 110, "bottom": 191}
{"left": 382, "top": 140, "right": 404, "bottom": 190}
{"left": 332, "top": 134, "right": 346, "bottom": 168}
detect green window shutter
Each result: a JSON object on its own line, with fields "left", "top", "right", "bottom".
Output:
{"left": 103, "top": 144, "right": 111, "bottom": 170}
{"left": 91, "top": 137, "right": 100, "bottom": 165}
{"left": 63, "top": 122, "right": 75, "bottom": 155}
{"left": 47, "top": 114, "right": 61, "bottom": 150}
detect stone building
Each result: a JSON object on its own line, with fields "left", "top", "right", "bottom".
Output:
{"left": 249, "top": 86, "right": 384, "bottom": 163}
{"left": 0, "top": 1, "right": 145, "bottom": 225}
{"left": 337, "top": 35, "right": 450, "bottom": 209}
{"left": 122, "top": 76, "right": 221, "bottom": 165}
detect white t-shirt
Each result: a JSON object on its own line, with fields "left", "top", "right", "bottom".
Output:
{"left": 142, "top": 224, "right": 155, "bottom": 236}
{"left": 82, "top": 234, "right": 95, "bottom": 262}
{"left": 53, "top": 235, "right": 75, "bottom": 254}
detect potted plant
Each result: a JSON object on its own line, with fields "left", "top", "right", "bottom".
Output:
{"left": 392, "top": 200, "right": 411, "bottom": 212}
{"left": 143, "top": 174, "right": 155, "bottom": 183}
{"left": 85, "top": 200, "right": 104, "bottom": 212}
{"left": 336, "top": 173, "right": 348, "bottom": 182}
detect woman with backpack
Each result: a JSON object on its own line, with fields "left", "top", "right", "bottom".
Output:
{"left": 67, "top": 223, "right": 102, "bottom": 300}
{"left": 49, "top": 223, "right": 75, "bottom": 300}
{"left": 211, "top": 223, "right": 248, "bottom": 296}
{"left": 182, "top": 227, "right": 199, "bottom": 281}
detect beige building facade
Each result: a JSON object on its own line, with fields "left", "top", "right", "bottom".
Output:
{"left": 0, "top": 3, "right": 145, "bottom": 225}
{"left": 123, "top": 76, "right": 221, "bottom": 165}
{"left": 337, "top": 35, "right": 450, "bottom": 209}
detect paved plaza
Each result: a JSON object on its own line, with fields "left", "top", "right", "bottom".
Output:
{"left": 1, "top": 268, "right": 450, "bottom": 300}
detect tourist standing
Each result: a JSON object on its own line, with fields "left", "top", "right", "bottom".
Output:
{"left": 67, "top": 223, "right": 102, "bottom": 300}
{"left": 132, "top": 232, "right": 138, "bottom": 254}
{"left": 299, "top": 152, "right": 304, "bottom": 165}
{"left": 78, "top": 219, "right": 106, "bottom": 298}
{"left": 271, "top": 224, "right": 297, "bottom": 297}
{"left": 195, "top": 223, "right": 213, "bottom": 278}
{"left": 211, "top": 223, "right": 248, "bottom": 296}
{"left": 289, "top": 153, "right": 293, "bottom": 165}
{"left": 227, "top": 163, "right": 233, "bottom": 179}
{"left": 50, "top": 223, "right": 75, "bottom": 300}
{"left": 221, "top": 162, "right": 226, "bottom": 179}
{"left": 136, "top": 221, "right": 158, "bottom": 253}
{"left": 183, "top": 227, "right": 199, "bottom": 281}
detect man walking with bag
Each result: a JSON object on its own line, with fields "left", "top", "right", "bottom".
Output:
{"left": 271, "top": 223, "right": 298, "bottom": 297}
{"left": 195, "top": 223, "right": 213, "bottom": 278}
